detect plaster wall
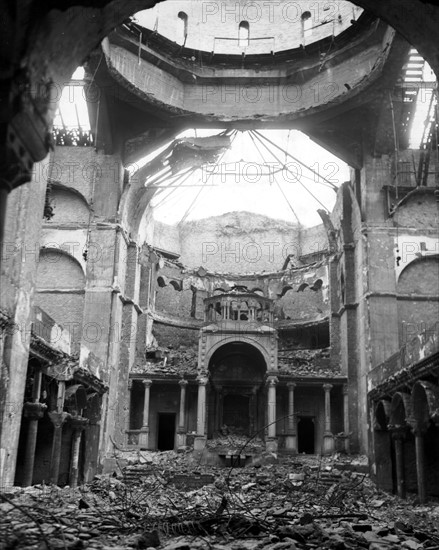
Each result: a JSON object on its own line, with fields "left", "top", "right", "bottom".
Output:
{"left": 136, "top": 1, "right": 363, "bottom": 54}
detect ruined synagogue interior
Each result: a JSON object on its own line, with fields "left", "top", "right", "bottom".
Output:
{"left": 0, "top": 0, "right": 439, "bottom": 548}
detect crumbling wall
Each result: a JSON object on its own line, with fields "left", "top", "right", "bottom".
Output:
{"left": 152, "top": 324, "right": 199, "bottom": 350}
{"left": 178, "top": 211, "right": 302, "bottom": 273}
{"left": 397, "top": 257, "right": 439, "bottom": 346}
{"left": 277, "top": 286, "right": 326, "bottom": 322}
{"left": 49, "top": 187, "right": 90, "bottom": 224}
{"left": 34, "top": 249, "right": 86, "bottom": 354}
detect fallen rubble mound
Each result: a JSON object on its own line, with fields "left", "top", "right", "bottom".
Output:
{"left": 1, "top": 454, "right": 439, "bottom": 550}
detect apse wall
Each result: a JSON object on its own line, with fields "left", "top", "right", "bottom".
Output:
{"left": 150, "top": 211, "right": 329, "bottom": 273}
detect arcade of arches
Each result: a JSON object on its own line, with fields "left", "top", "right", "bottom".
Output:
{"left": 0, "top": 0, "right": 439, "bottom": 508}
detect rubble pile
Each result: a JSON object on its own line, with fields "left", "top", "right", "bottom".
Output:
{"left": 277, "top": 349, "right": 341, "bottom": 377}
{"left": 132, "top": 349, "right": 198, "bottom": 377}
{"left": 1, "top": 454, "right": 439, "bottom": 550}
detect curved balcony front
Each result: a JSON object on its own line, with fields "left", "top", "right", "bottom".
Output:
{"left": 204, "top": 293, "right": 274, "bottom": 326}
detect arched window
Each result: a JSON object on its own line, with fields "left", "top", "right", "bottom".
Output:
{"left": 178, "top": 11, "right": 188, "bottom": 44}
{"left": 301, "top": 11, "right": 313, "bottom": 40}
{"left": 239, "top": 21, "right": 250, "bottom": 48}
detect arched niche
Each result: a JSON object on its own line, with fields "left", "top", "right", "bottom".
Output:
{"left": 34, "top": 249, "right": 86, "bottom": 353}
{"left": 397, "top": 256, "right": 439, "bottom": 345}
{"left": 393, "top": 191, "right": 438, "bottom": 229}
{"left": 36, "top": 248, "right": 85, "bottom": 289}
{"left": 48, "top": 185, "right": 90, "bottom": 224}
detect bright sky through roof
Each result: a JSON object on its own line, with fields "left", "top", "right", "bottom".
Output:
{"left": 53, "top": 49, "right": 436, "bottom": 227}
{"left": 146, "top": 128, "right": 349, "bottom": 227}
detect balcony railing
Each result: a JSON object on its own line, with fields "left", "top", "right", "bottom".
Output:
{"left": 204, "top": 293, "right": 274, "bottom": 324}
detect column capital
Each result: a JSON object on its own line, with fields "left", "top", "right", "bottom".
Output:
{"left": 179, "top": 379, "right": 188, "bottom": 387}
{"left": 142, "top": 379, "right": 153, "bottom": 388}
{"left": 287, "top": 382, "right": 296, "bottom": 390}
{"left": 48, "top": 411, "right": 70, "bottom": 429}
{"left": 197, "top": 376, "right": 209, "bottom": 386}
{"left": 323, "top": 383, "right": 333, "bottom": 392}
{"left": 266, "top": 375, "right": 278, "bottom": 386}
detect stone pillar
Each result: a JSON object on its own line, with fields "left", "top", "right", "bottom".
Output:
{"left": 215, "top": 385, "right": 223, "bottom": 432}
{"left": 69, "top": 418, "right": 88, "bottom": 489}
{"left": 266, "top": 376, "right": 278, "bottom": 452}
{"left": 194, "top": 376, "right": 208, "bottom": 450}
{"left": 48, "top": 411, "right": 70, "bottom": 485}
{"left": 392, "top": 429, "right": 406, "bottom": 498}
{"left": 249, "top": 387, "right": 257, "bottom": 436}
{"left": 125, "top": 379, "right": 133, "bottom": 440}
{"left": 176, "top": 379, "right": 188, "bottom": 448}
{"left": 285, "top": 382, "right": 297, "bottom": 453}
{"left": 139, "top": 379, "right": 152, "bottom": 448}
{"left": 342, "top": 384, "right": 350, "bottom": 453}
{"left": 0, "top": 155, "right": 50, "bottom": 489}
{"left": 22, "top": 369, "right": 47, "bottom": 486}
{"left": 49, "top": 380, "right": 69, "bottom": 485}
{"left": 414, "top": 426, "right": 426, "bottom": 504}
{"left": 322, "top": 384, "right": 334, "bottom": 454}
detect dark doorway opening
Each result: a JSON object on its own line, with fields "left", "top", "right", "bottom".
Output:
{"left": 223, "top": 394, "right": 250, "bottom": 434}
{"left": 157, "top": 413, "right": 176, "bottom": 451}
{"left": 298, "top": 417, "right": 315, "bottom": 453}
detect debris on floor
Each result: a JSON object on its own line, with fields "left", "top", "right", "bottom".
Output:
{"left": 1, "top": 453, "right": 439, "bottom": 550}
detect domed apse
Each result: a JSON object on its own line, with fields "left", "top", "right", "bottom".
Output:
{"left": 208, "top": 342, "right": 267, "bottom": 438}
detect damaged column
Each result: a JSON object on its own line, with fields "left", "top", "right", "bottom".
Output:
{"left": 22, "top": 368, "right": 47, "bottom": 486}
{"left": 342, "top": 384, "right": 350, "bottom": 453}
{"left": 413, "top": 423, "right": 427, "bottom": 504}
{"left": 177, "top": 379, "right": 188, "bottom": 449}
{"left": 266, "top": 376, "right": 278, "bottom": 452}
{"left": 285, "top": 382, "right": 297, "bottom": 453}
{"left": 48, "top": 380, "right": 70, "bottom": 485}
{"left": 125, "top": 379, "right": 133, "bottom": 445}
{"left": 194, "top": 375, "right": 208, "bottom": 451}
{"left": 322, "top": 383, "right": 334, "bottom": 454}
{"left": 139, "top": 379, "right": 152, "bottom": 449}
{"left": 391, "top": 428, "right": 406, "bottom": 498}
{"left": 69, "top": 417, "right": 88, "bottom": 489}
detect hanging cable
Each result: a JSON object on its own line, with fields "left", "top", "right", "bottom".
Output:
{"left": 251, "top": 130, "right": 330, "bottom": 211}
{"left": 253, "top": 129, "right": 338, "bottom": 190}
{"left": 152, "top": 167, "right": 199, "bottom": 210}
{"left": 177, "top": 130, "right": 238, "bottom": 225}
{"left": 249, "top": 132, "right": 300, "bottom": 224}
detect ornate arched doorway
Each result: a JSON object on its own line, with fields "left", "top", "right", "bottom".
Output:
{"left": 208, "top": 342, "right": 267, "bottom": 439}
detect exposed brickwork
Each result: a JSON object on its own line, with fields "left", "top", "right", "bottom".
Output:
{"left": 48, "top": 188, "right": 90, "bottom": 224}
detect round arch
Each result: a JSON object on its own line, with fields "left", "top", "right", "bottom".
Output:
{"left": 374, "top": 399, "right": 391, "bottom": 430}
{"left": 411, "top": 380, "right": 439, "bottom": 429}
{"left": 397, "top": 254, "right": 439, "bottom": 285}
{"left": 389, "top": 392, "right": 413, "bottom": 429}
{"left": 204, "top": 336, "right": 270, "bottom": 372}
{"left": 37, "top": 247, "right": 86, "bottom": 282}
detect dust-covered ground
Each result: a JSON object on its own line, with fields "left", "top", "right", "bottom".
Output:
{"left": 1, "top": 452, "right": 439, "bottom": 550}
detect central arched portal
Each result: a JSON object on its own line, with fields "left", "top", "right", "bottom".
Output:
{"left": 208, "top": 342, "right": 267, "bottom": 439}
